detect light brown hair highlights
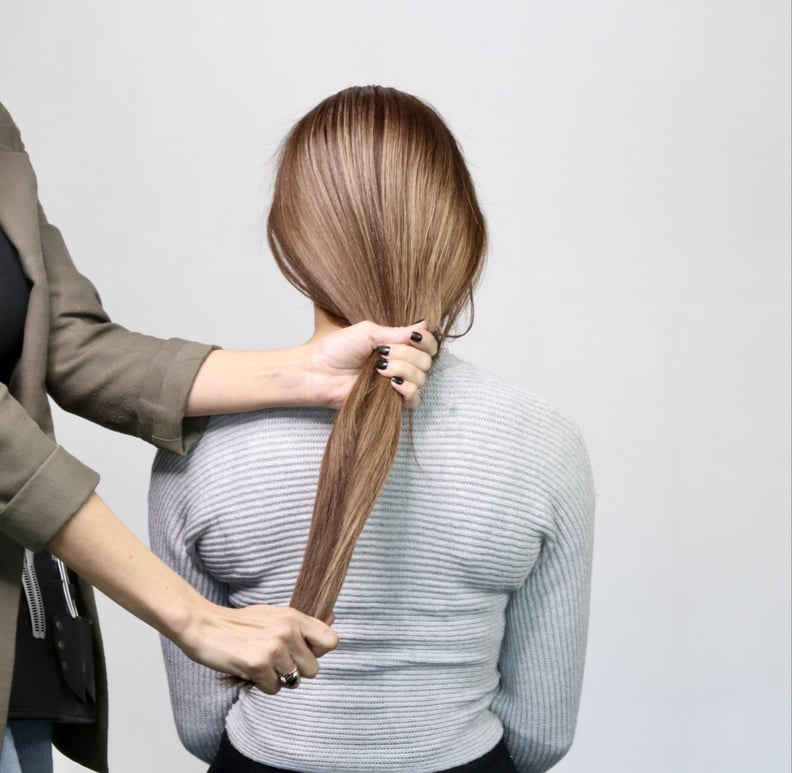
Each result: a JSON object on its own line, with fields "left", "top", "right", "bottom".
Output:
{"left": 268, "top": 86, "right": 487, "bottom": 621}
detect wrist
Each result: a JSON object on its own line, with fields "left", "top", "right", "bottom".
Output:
{"left": 252, "top": 344, "right": 320, "bottom": 408}
{"left": 284, "top": 343, "right": 318, "bottom": 407}
{"left": 160, "top": 590, "right": 215, "bottom": 653}
{"left": 298, "top": 339, "right": 349, "bottom": 409}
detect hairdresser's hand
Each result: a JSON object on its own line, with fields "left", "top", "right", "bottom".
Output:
{"left": 179, "top": 602, "right": 339, "bottom": 695}
{"left": 48, "top": 493, "right": 338, "bottom": 695}
{"left": 308, "top": 321, "right": 437, "bottom": 409}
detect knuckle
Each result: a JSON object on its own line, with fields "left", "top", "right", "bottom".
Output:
{"left": 401, "top": 345, "right": 421, "bottom": 363}
{"left": 239, "top": 654, "right": 259, "bottom": 673}
{"left": 301, "top": 662, "right": 319, "bottom": 679}
{"left": 273, "top": 623, "right": 294, "bottom": 643}
{"left": 248, "top": 664, "right": 271, "bottom": 683}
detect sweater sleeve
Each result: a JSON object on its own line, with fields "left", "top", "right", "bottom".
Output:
{"left": 148, "top": 451, "right": 237, "bottom": 763}
{"left": 491, "top": 420, "right": 595, "bottom": 772}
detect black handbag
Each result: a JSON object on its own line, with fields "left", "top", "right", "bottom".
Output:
{"left": 8, "top": 550, "right": 97, "bottom": 723}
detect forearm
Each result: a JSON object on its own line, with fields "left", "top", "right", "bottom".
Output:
{"left": 184, "top": 347, "right": 312, "bottom": 415}
{"left": 47, "top": 492, "right": 208, "bottom": 642}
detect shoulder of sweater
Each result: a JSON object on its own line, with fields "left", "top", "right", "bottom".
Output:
{"left": 432, "top": 352, "right": 589, "bottom": 454}
{"left": 431, "top": 353, "right": 594, "bottom": 521}
{"left": 151, "top": 406, "right": 332, "bottom": 480}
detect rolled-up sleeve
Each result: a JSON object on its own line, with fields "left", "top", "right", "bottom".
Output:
{"left": 40, "top": 218, "right": 216, "bottom": 455}
{"left": 0, "top": 385, "right": 98, "bottom": 550}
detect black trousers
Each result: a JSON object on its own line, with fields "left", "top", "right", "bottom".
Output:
{"left": 208, "top": 732, "right": 518, "bottom": 773}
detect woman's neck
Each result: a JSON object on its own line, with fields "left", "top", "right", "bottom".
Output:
{"left": 308, "top": 306, "right": 346, "bottom": 343}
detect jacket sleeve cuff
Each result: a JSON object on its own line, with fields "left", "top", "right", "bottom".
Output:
{"left": 0, "top": 446, "right": 100, "bottom": 552}
{"left": 138, "top": 338, "right": 218, "bottom": 455}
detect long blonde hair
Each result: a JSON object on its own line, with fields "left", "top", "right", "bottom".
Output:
{"left": 268, "top": 86, "right": 487, "bottom": 620}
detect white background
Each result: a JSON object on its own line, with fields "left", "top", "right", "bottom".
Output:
{"left": 1, "top": 2, "right": 789, "bottom": 771}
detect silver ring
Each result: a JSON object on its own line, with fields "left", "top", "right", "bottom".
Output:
{"left": 278, "top": 665, "right": 300, "bottom": 689}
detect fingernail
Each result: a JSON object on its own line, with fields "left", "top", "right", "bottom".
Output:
{"left": 378, "top": 345, "right": 391, "bottom": 356}
{"left": 410, "top": 331, "right": 423, "bottom": 343}
{"left": 391, "top": 376, "right": 404, "bottom": 385}
{"left": 410, "top": 319, "right": 426, "bottom": 325}
{"left": 375, "top": 358, "right": 389, "bottom": 370}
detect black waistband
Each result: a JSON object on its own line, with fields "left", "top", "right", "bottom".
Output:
{"left": 208, "top": 732, "right": 517, "bottom": 773}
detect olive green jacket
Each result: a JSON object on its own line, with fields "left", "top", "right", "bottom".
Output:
{"left": 0, "top": 102, "right": 213, "bottom": 771}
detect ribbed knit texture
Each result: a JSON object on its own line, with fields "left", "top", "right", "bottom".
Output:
{"left": 148, "top": 352, "right": 595, "bottom": 773}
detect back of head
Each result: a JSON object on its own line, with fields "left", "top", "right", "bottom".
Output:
{"left": 268, "top": 86, "right": 486, "bottom": 620}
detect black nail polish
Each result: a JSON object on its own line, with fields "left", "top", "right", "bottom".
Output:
{"left": 375, "top": 358, "right": 388, "bottom": 370}
{"left": 391, "top": 376, "right": 404, "bottom": 385}
{"left": 378, "top": 345, "right": 391, "bottom": 356}
{"left": 410, "top": 331, "right": 423, "bottom": 343}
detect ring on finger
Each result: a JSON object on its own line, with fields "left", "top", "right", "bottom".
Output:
{"left": 278, "top": 665, "right": 301, "bottom": 689}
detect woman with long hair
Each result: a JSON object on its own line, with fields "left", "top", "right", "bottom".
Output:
{"left": 150, "top": 85, "right": 595, "bottom": 773}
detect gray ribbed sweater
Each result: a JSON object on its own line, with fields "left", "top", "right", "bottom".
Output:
{"left": 148, "top": 352, "right": 595, "bottom": 773}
